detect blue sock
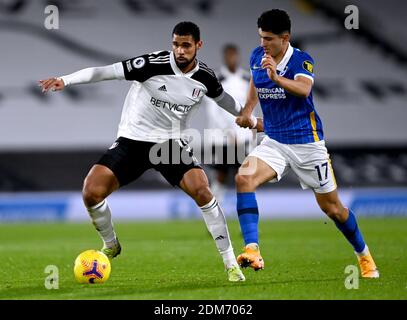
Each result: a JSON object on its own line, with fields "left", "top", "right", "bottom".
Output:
{"left": 237, "top": 192, "right": 259, "bottom": 245}
{"left": 334, "top": 209, "right": 366, "bottom": 253}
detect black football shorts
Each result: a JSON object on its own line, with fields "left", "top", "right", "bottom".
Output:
{"left": 96, "top": 137, "right": 201, "bottom": 187}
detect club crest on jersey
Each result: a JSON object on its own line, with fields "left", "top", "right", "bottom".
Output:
{"left": 132, "top": 57, "right": 146, "bottom": 69}
{"left": 302, "top": 60, "right": 313, "bottom": 73}
{"left": 192, "top": 88, "right": 202, "bottom": 98}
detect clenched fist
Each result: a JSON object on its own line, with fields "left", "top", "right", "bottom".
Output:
{"left": 261, "top": 54, "right": 278, "bottom": 82}
{"left": 236, "top": 114, "right": 255, "bottom": 128}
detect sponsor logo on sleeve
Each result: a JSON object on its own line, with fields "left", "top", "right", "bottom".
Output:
{"left": 302, "top": 60, "right": 313, "bottom": 73}
{"left": 132, "top": 57, "right": 146, "bottom": 69}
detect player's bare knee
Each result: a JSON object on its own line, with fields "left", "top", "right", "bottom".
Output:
{"left": 193, "top": 185, "right": 213, "bottom": 206}
{"left": 82, "top": 184, "right": 106, "bottom": 208}
{"left": 235, "top": 173, "right": 256, "bottom": 191}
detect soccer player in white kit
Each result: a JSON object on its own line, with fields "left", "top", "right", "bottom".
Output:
{"left": 39, "top": 22, "right": 259, "bottom": 282}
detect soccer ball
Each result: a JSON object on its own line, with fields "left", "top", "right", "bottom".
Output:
{"left": 74, "top": 250, "right": 111, "bottom": 284}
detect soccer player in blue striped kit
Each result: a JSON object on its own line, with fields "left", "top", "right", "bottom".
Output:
{"left": 235, "top": 9, "right": 379, "bottom": 278}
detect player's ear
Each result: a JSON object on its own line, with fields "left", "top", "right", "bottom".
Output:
{"left": 196, "top": 40, "right": 203, "bottom": 50}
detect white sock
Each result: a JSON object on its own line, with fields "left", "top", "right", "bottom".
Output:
{"left": 246, "top": 243, "right": 259, "bottom": 250}
{"left": 355, "top": 245, "right": 369, "bottom": 257}
{"left": 87, "top": 199, "right": 116, "bottom": 246}
{"left": 200, "top": 197, "right": 238, "bottom": 269}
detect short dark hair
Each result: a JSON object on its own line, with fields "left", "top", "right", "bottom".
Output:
{"left": 172, "top": 21, "right": 200, "bottom": 42}
{"left": 257, "top": 9, "right": 291, "bottom": 34}
{"left": 223, "top": 43, "right": 239, "bottom": 54}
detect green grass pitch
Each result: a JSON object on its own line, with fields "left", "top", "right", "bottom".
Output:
{"left": 0, "top": 218, "right": 406, "bottom": 299}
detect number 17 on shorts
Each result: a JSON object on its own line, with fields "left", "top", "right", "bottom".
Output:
{"left": 311, "top": 159, "right": 337, "bottom": 193}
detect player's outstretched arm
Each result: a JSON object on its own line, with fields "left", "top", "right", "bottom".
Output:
{"left": 214, "top": 90, "right": 258, "bottom": 128}
{"left": 213, "top": 91, "right": 242, "bottom": 116}
{"left": 241, "top": 77, "right": 259, "bottom": 117}
{"left": 234, "top": 77, "right": 259, "bottom": 129}
{"left": 38, "top": 63, "right": 125, "bottom": 93}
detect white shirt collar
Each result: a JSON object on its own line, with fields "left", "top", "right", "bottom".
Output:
{"left": 170, "top": 51, "right": 200, "bottom": 77}
{"left": 276, "top": 43, "right": 294, "bottom": 72}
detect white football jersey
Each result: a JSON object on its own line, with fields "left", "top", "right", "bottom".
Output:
{"left": 206, "top": 65, "right": 252, "bottom": 145}
{"left": 117, "top": 50, "right": 224, "bottom": 143}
